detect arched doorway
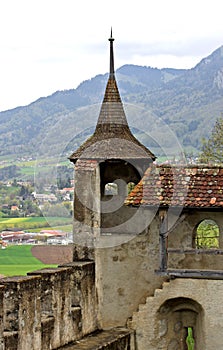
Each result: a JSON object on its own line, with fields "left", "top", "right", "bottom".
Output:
{"left": 158, "top": 297, "right": 203, "bottom": 349}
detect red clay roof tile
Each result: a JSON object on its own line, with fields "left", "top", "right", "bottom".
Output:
{"left": 125, "top": 164, "right": 223, "bottom": 208}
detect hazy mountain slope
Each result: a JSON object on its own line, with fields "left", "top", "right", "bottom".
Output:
{"left": 0, "top": 45, "right": 222, "bottom": 159}
{"left": 135, "top": 46, "right": 223, "bottom": 149}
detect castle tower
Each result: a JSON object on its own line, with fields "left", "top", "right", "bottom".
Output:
{"left": 69, "top": 30, "right": 155, "bottom": 237}
{"left": 68, "top": 34, "right": 223, "bottom": 341}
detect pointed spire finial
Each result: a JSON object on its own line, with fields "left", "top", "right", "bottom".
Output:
{"left": 108, "top": 27, "right": 115, "bottom": 78}
{"left": 110, "top": 27, "right": 114, "bottom": 41}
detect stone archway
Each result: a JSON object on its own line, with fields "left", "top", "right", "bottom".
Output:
{"left": 157, "top": 297, "right": 203, "bottom": 350}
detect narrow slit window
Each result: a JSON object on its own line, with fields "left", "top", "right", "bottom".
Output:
{"left": 186, "top": 327, "right": 195, "bottom": 350}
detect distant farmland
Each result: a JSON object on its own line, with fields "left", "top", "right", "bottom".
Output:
{"left": 0, "top": 216, "right": 72, "bottom": 231}
{"left": 0, "top": 245, "right": 57, "bottom": 277}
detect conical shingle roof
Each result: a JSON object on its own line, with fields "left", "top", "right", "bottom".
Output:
{"left": 69, "top": 32, "right": 156, "bottom": 164}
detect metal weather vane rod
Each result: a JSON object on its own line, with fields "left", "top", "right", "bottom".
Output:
{"left": 109, "top": 27, "right": 115, "bottom": 78}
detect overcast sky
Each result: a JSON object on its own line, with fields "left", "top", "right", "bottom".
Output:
{"left": 0, "top": 0, "right": 222, "bottom": 112}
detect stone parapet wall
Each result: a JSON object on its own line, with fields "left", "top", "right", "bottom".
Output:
{"left": 57, "top": 328, "right": 133, "bottom": 350}
{"left": 0, "top": 286, "right": 4, "bottom": 350}
{"left": 0, "top": 262, "right": 97, "bottom": 350}
{"left": 2, "top": 275, "right": 41, "bottom": 350}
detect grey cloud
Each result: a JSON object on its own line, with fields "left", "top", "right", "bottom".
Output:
{"left": 117, "top": 37, "right": 223, "bottom": 60}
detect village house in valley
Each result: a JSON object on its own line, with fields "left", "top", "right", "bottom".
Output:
{"left": 0, "top": 33, "right": 222, "bottom": 349}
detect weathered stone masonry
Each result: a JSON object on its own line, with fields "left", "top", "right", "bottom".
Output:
{"left": 0, "top": 261, "right": 132, "bottom": 349}
{"left": 0, "top": 261, "right": 133, "bottom": 350}
{"left": 0, "top": 262, "right": 98, "bottom": 349}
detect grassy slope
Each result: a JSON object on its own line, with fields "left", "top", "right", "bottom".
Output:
{"left": 0, "top": 155, "right": 72, "bottom": 181}
{"left": 0, "top": 245, "right": 57, "bottom": 277}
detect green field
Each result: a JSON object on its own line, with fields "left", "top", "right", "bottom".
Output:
{"left": 0, "top": 155, "right": 72, "bottom": 180}
{"left": 0, "top": 245, "right": 57, "bottom": 277}
{"left": 27, "top": 224, "right": 73, "bottom": 233}
{"left": 0, "top": 216, "right": 72, "bottom": 231}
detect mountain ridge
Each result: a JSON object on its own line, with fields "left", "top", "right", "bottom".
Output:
{"left": 0, "top": 45, "right": 223, "bottom": 160}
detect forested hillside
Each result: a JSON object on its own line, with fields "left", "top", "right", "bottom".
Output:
{"left": 0, "top": 45, "right": 222, "bottom": 162}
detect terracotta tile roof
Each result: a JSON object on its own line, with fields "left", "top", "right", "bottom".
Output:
{"left": 125, "top": 164, "right": 223, "bottom": 208}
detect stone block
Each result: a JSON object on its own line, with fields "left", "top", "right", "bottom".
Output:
{"left": 1, "top": 275, "right": 41, "bottom": 350}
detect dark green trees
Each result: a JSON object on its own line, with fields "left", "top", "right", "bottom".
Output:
{"left": 199, "top": 115, "right": 223, "bottom": 164}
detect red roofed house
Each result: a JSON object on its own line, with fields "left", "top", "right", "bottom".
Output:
{"left": 10, "top": 205, "right": 19, "bottom": 211}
